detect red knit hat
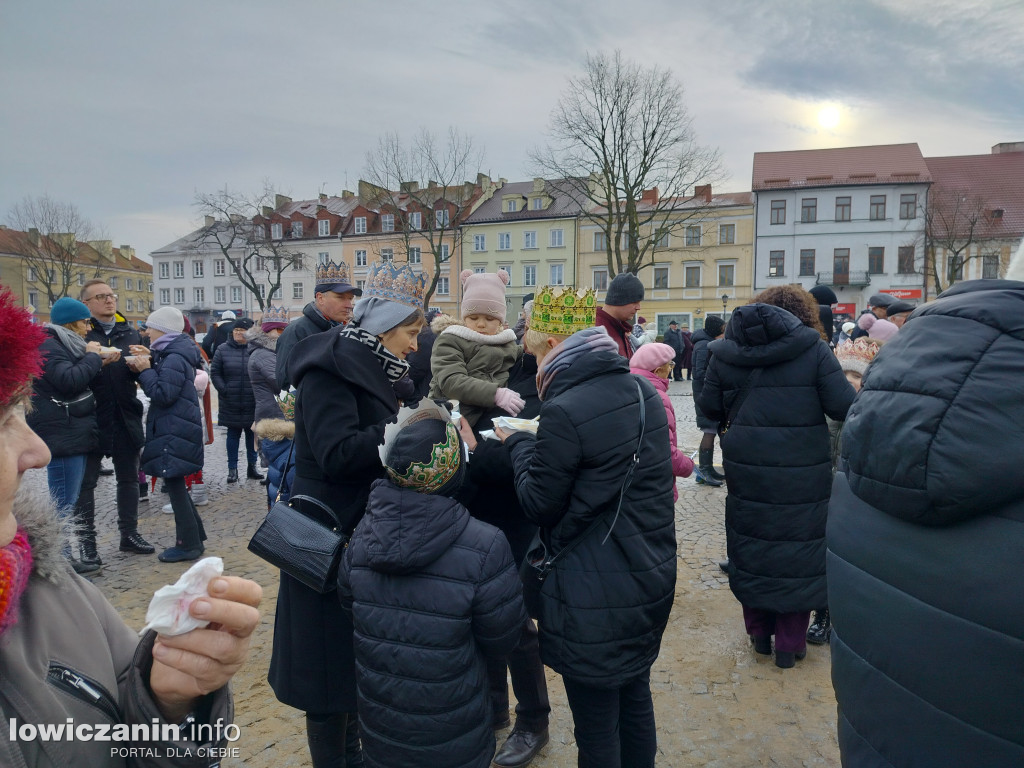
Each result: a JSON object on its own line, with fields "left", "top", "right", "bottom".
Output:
{"left": 0, "top": 288, "right": 46, "bottom": 410}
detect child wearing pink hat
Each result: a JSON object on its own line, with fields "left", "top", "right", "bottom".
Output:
{"left": 429, "top": 270, "right": 524, "bottom": 427}
{"left": 629, "top": 342, "right": 694, "bottom": 501}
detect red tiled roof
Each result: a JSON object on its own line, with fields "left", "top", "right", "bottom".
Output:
{"left": 925, "top": 150, "right": 1024, "bottom": 238}
{"left": 752, "top": 144, "right": 931, "bottom": 190}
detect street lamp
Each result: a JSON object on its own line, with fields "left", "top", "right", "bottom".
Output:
{"left": 721, "top": 294, "right": 729, "bottom": 317}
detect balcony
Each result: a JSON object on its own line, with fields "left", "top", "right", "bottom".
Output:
{"left": 816, "top": 271, "right": 871, "bottom": 287}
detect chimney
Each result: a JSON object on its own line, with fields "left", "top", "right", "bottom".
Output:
{"left": 694, "top": 184, "right": 712, "bottom": 203}
{"left": 428, "top": 180, "right": 438, "bottom": 189}
{"left": 88, "top": 239, "right": 114, "bottom": 262}
{"left": 991, "top": 142, "right": 1024, "bottom": 154}
{"left": 533, "top": 178, "right": 545, "bottom": 193}
{"left": 28, "top": 228, "right": 41, "bottom": 246}
{"left": 205, "top": 215, "right": 216, "bottom": 228}
{"left": 342, "top": 190, "right": 354, "bottom": 199}
{"left": 119, "top": 245, "right": 135, "bottom": 261}
{"left": 319, "top": 193, "right": 328, "bottom": 203}
{"left": 400, "top": 181, "right": 419, "bottom": 193}
{"left": 275, "top": 194, "right": 292, "bottom": 209}
{"left": 261, "top": 206, "right": 273, "bottom": 218}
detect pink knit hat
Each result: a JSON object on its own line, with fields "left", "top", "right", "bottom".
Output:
{"left": 629, "top": 342, "right": 675, "bottom": 371}
{"left": 461, "top": 269, "right": 509, "bottom": 322}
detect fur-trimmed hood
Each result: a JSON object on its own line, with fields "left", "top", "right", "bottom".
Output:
{"left": 430, "top": 313, "right": 459, "bottom": 334}
{"left": 14, "top": 486, "right": 69, "bottom": 584}
{"left": 254, "top": 417, "right": 295, "bottom": 441}
{"left": 246, "top": 326, "right": 279, "bottom": 352}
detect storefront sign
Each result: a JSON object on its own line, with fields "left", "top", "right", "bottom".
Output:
{"left": 832, "top": 303, "right": 856, "bottom": 315}
{"left": 879, "top": 289, "right": 923, "bottom": 299}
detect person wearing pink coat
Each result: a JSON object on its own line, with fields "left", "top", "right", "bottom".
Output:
{"left": 629, "top": 343, "right": 694, "bottom": 500}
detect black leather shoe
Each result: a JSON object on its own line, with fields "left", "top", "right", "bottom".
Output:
{"left": 119, "top": 531, "right": 155, "bottom": 554}
{"left": 493, "top": 727, "right": 549, "bottom": 768}
{"left": 750, "top": 634, "right": 772, "bottom": 655}
{"left": 718, "top": 559, "right": 730, "bottom": 573}
{"left": 99, "top": 467, "right": 114, "bottom": 476}
{"left": 774, "top": 648, "right": 807, "bottom": 669}
{"left": 227, "top": 468, "right": 238, "bottom": 483}
{"left": 72, "top": 559, "right": 101, "bottom": 575}
{"left": 158, "top": 545, "right": 204, "bottom": 563}
{"left": 806, "top": 609, "right": 831, "bottom": 645}
{"left": 247, "top": 464, "right": 264, "bottom": 480}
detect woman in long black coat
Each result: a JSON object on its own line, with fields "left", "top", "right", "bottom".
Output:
{"left": 211, "top": 319, "right": 258, "bottom": 483}
{"left": 268, "top": 261, "right": 426, "bottom": 768}
{"left": 698, "top": 285, "right": 855, "bottom": 668}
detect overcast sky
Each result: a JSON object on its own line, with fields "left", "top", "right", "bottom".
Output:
{"left": 2, "top": 0, "right": 1021, "bottom": 262}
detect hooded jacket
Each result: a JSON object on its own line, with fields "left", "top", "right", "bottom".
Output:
{"left": 829, "top": 279, "right": 1024, "bottom": 767}
{"left": 698, "top": 304, "right": 854, "bottom": 613}
{"left": 245, "top": 327, "right": 282, "bottom": 424}
{"left": 210, "top": 336, "right": 255, "bottom": 430}
{"left": 338, "top": 480, "right": 525, "bottom": 768}
{"left": 0, "top": 492, "right": 232, "bottom": 768}
{"left": 629, "top": 367, "right": 694, "bottom": 501}
{"left": 84, "top": 313, "right": 145, "bottom": 453}
{"left": 274, "top": 301, "right": 336, "bottom": 390}
{"left": 28, "top": 329, "right": 102, "bottom": 457}
{"left": 138, "top": 335, "right": 203, "bottom": 479}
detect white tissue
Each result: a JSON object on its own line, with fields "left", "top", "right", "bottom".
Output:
{"left": 141, "top": 557, "right": 224, "bottom": 636}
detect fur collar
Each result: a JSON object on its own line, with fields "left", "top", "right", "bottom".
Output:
{"left": 440, "top": 325, "right": 517, "bottom": 345}
{"left": 245, "top": 326, "right": 279, "bottom": 351}
{"left": 14, "top": 487, "right": 69, "bottom": 585}
{"left": 254, "top": 418, "right": 295, "bottom": 441}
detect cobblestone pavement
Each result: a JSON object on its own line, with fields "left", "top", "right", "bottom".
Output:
{"left": 24, "top": 382, "right": 840, "bottom": 767}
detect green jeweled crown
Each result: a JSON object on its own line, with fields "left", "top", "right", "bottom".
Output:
{"left": 386, "top": 420, "right": 461, "bottom": 494}
{"left": 363, "top": 261, "right": 428, "bottom": 309}
{"left": 529, "top": 285, "right": 597, "bottom": 335}
{"left": 315, "top": 259, "right": 352, "bottom": 289}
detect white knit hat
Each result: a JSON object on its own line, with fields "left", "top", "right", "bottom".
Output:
{"left": 146, "top": 306, "right": 185, "bottom": 334}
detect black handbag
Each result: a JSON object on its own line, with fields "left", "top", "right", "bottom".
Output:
{"left": 519, "top": 378, "right": 647, "bottom": 619}
{"left": 51, "top": 390, "right": 95, "bottom": 419}
{"left": 247, "top": 493, "right": 349, "bottom": 594}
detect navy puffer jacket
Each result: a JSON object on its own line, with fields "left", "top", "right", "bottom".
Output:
{"left": 690, "top": 328, "right": 717, "bottom": 431}
{"left": 829, "top": 279, "right": 1024, "bottom": 767}
{"left": 211, "top": 337, "right": 255, "bottom": 429}
{"left": 338, "top": 480, "right": 525, "bottom": 768}
{"left": 698, "top": 304, "right": 854, "bottom": 613}
{"left": 506, "top": 347, "right": 676, "bottom": 688}
{"left": 138, "top": 335, "right": 203, "bottom": 478}
{"left": 28, "top": 329, "right": 102, "bottom": 457}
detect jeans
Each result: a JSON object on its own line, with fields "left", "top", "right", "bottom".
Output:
{"left": 742, "top": 605, "right": 811, "bottom": 654}
{"left": 488, "top": 618, "right": 550, "bottom": 731}
{"left": 165, "top": 476, "right": 206, "bottom": 550}
{"left": 562, "top": 670, "right": 657, "bottom": 768}
{"left": 47, "top": 455, "right": 88, "bottom": 515}
{"left": 226, "top": 426, "right": 257, "bottom": 469}
{"left": 76, "top": 447, "right": 141, "bottom": 536}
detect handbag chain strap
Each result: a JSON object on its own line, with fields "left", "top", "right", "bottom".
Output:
{"left": 274, "top": 439, "right": 297, "bottom": 505}
{"left": 719, "top": 368, "right": 762, "bottom": 435}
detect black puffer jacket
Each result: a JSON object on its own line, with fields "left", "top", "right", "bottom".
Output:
{"left": 690, "top": 328, "right": 717, "bottom": 431}
{"left": 829, "top": 279, "right": 1024, "bottom": 768}
{"left": 84, "top": 314, "right": 144, "bottom": 453}
{"left": 338, "top": 480, "right": 526, "bottom": 768}
{"left": 698, "top": 304, "right": 854, "bottom": 613}
{"left": 138, "top": 335, "right": 203, "bottom": 479}
{"left": 27, "top": 329, "right": 102, "bottom": 457}
{"left": 211, "top": 337, "right": 255, "bottom": 429}
{"left": 274, "top": 301, "right": 336, "bottom": 390}
{"left": 506, "top": 348, "right": 676, "bottom": 688}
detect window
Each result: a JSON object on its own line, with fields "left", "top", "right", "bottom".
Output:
{"left": 835, "top": 196, "right": 851, "bottom": 222}
{"left": 900, "top": 194, "right": 917, "bottom": 220}
{"left": 440, "top": 244, "right": 449, "bottom": 261}
{"left": 230, "top": 286, "right": 242, "bottom": 303}
{"left": 194, "top": 288, "right": 205, "bottom": 304}
{"left": 532, "top": 197, "right": 543, "bottom": 210}
{"left": 193, "top": 261, "right": 204, "bottom": 278}
{"left": 870, "top": 195, "right": 886, "bottom": 220}
{"left": 381, "top": 214, "right": 394, "bottom": 232}
{"left": 293, "top": 282, "right": 304, "bottom": 299}
{"left": 654, "top": 230, "right": 670, "bottom": 248}
{"left": 898, "top": 246, "right": 916, "bottom": 274}
{"left": 684, "top": 264, "right": 700, "bottom": 287}
{"left": 318, "top": 219, "right": 331, "bottom": 237}
{"left": 685, "top": 225, "right": 701, "bottom": 246}
{"left": 550, "top": 264, "right": 564, "bottom": 285}
{"left": 982, "top": 253, "right": 1000, "bottom": 279}
{"left": 498, "top": 264, "right": 511, "bottom": 278}
{"left": 833, "top": 249, "right": 851, "bottom": 283}
{"left": 653, "top": 266, "right": 669, "bottom": 289}
{"left": 159, "top": 262, "right": 169, "bottom": 279}
{"left": 770, "top": 200, "right": 786, "bottom": 225}
{"left": 108, "top": 277, "right": 117, "bottom": 289}
{"left": 214, "top": 286, "right": 225, "bottom": 304}
{"left": 474, "top": 266, "right": 486, "bottom": 274}
{"left": 947, "top": 254, "right": 963, "bottom": 282}
{"left": 160, "top": 288, "right": 171, "bottom": 304}
{"left": 270, "top": 223, "right": 282, "bottom": 239}
{"left": 435, "top": 209, "right": 449, "bottom": 228}
{"left": 868, "top": 247, "right": 885, "bottom": 274}
{"left": 28, "top": 292, "right": 37, "bottom": 307}
{"left": 769, "top": 250, "right": 785, "bottom": 277}
{"left": 173, "top": 261, "right": 184, "bottom": 278}
{"left": 126, "top": 279, "right": 134, "bottom": 291}
{"left": 230, "top": 259, "right": 240, "bottom": 274}
{"left": 77, "top": 272, "right": 85, "bottom": 286}
{"left": 523, "top": 265, "right": 537, "bottom": 287}
{"left": 254, "top": 256, "right": 265, "bottom": 272}
{"left": 498, "top": 232, "right": 511, "bottom": 250}
{"left": 473, "top": 234, "right": 486, "bottom": 251}
{"left": 291, "top": 221, "right": 303, "bottom": 238}
{"left": 592, "top": 269, "right": 608, "bottom": 291}
{"left": 126, "top": 298, "right": 134, "bottom": 312}
{"left": 381, "top": 248, "right": 394, "bottom": 262}
{"left": 258, "top": 285, "right": 266, "bottom": 299}
{"left": 437, "top": 277, "right": 450, "bottom": 295}
{"left": 27, "top": 267, "right": 38, "bottom": 282}
{"left": 355, "top": 250, "right": 367, "bottom": 267}
{"left": 719, "top": 223, "right": 735, "bottom": 245}
{"left": 524, "top": 231, "right": 537, "bottom": 249}
{"left": 801, "top": 198, "right": 817, "bottom": 223}
{"left": 214, "top": 259, "right": 225, "bottom": 276}
{"left": 148, "top": 281, "right": 153, "bottom": 292}
{"left": 292, "top": 255, "right": 304, "bottom": 271}
{"left": 174, "top": 288, "right": 185, "bottom": 304}
{"left": 718, "top": 263, "right": 735, "bottom": 287}
{"left": 409, "top": 247, "right": 421, "bottom": 264}
{"left": 594, "top": 231, "right": 607, "bottom": 251}
{"left": 549, "top": 228, "right": 564, "bottom": 248}
{"left": 356, "top": 280, "right": 366, "bottom": 291}
{"left": 506, "top": 200, "right": 517, "bottom": 212}
{"left": 354, "top": 217, "right": 367, "bottom": 234}
{"left": 799, "top": 249, "right": 816, "bottom": 276}
{"left": 409, "top": 212, "right": 422, "bottom": 230}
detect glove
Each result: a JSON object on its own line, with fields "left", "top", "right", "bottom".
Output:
{"left": 494, "top": 387, "right": 525, "bottom": 416}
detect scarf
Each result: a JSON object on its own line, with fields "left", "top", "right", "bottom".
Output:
{"left": 339, "top": 326, "right": 410, "bottom": 383}
{"left": 0, "top": 529, "right": 34, "bottom": 637}
{"left": 149, "top": 332, "right": 182, "bottom": 352}
{"left": 45, "top": 323, "right": 87, "bottom": 359}
{"left": 536, "top": 327, "right": 618, "bottom": 400}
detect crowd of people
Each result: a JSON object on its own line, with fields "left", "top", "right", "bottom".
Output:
{"left": 5, "top": 244, "right": 1023, "bottom": 767}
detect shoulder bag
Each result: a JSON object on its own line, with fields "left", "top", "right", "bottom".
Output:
{"left": 718, "top": 368, "right": 762, "bottom": 435}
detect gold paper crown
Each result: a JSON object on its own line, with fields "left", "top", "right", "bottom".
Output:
{"left": 386, "top": 420, "right": 462, "bottom": 494}
{"left": 315, "top": 259, "right": 352, "bottom": 289}
{"left": 363, "top": 261, "right": 428, "bottom": 310}
{"left": 529, "top": 286, "right": 597, "bottom": 335}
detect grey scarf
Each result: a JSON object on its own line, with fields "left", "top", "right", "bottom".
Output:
{"left": 45, "top": 323, "right": 88, "bottom": 359}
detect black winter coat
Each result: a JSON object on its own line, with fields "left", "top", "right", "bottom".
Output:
{"left": 210, "top": 338, "right": 255, "bottom": 429}
{"left": 200, "top": 320, "right": 232, "bottom": 360}
{"left": 274, "top": 301, "right": 336, "bottom": 390}
{"left": 690, "top": 329, "right": 717, "bottom": 431}
{"left": 338, "top": 480, "right": 526, "bottom": 768}
{"left": 405, "top": 325, "right": 436, "bottom": 398}
{"left": 506, "top": 349, "right": 676, "bottom": 688}
{"left": 84, "top": 314, "right": 144, "bottom": 453}
{"left": 268, "top": 330, "right": 399, "bottom": 714}
{"left": 828, "top": 279, "right": 1024, "bottom": 767}
{"left": 27, "top": 330, "right": 102, "bottom": 457}
{"left": 138, "top": 335, "right": 203, "bottom": 479}
{"left": 698, "top": 304, "right": 854, "bottom": 613}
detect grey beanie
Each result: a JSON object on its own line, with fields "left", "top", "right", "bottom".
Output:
{"left": 352, "top": 296, "right": 417, "bottom": 336}
{"left": 146, "top": 306, "right": 185, "bottom": 334}
{"left": 605, "top": 272, "right": 645, "bottom": 306}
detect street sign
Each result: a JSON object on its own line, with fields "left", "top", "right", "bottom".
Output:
{"left": 880, "top": 288, "right": 922, "bottom": 299}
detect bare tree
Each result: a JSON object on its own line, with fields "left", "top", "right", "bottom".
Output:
{"left": 193, "top": 183, "right": 305, "bottom": 311}
{"left": 362, "top": 128, "right": 484, "bottom": 308}
{"left": 6, "top": 195, "right": 97, "bottom": 306}
{"left": 531, "top": 50, "right": 723, "bottom": 277}
{"left": 924, "top": 188, "right": 1000, "bottom": 294}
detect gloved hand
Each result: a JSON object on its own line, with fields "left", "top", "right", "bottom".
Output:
{"left": 494, "top": 387, "right": 525, "bottom": 416}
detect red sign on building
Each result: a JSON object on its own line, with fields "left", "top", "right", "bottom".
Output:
{"left": 832, "top": 303, "right": 856, "bottom": 315}
{"left": 879, "top": 289, "right": 923, "bottom": 299}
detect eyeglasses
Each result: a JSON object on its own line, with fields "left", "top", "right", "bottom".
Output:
{"left": 86, "top": 293, "right": 118, "bottom": 302}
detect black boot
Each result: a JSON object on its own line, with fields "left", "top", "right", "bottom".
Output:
{"left": 227, "top": 468, "right": 238, "bottom": 483}
{"left": 807, "top": 608, "right": 831, "bottom": 645}
{"left": 344, "top": 714, "right": 365, "bottom": 768}
{"left": 305, "top": 713, "right": 348, "bottom": 768}
{"left": 75, "top": 500, "right": 102, "bottom": 566}
{"left": 79, "top": 539, "right": 103, "bottom": 568}
{"left": 694, "top": 465, "right": 723, "bottom": 488}
{"left": 247, "top": 463, "right": 264, "bottom": 480}
{"left": 699, "top": 448, "right": 726, "bottom": 482}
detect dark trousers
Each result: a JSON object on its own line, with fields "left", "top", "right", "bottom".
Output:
{"left": 671, "top": 356, "right": 684, "bottom": 381}
{"left": 487, "top": 618, "right": 550, "bottom": 731}
{"left": 742, "top": 605, "right": 811, "bottom": 654}
{"left": 226, "top": 426, "right": 257, "bottom": 469}
{"left": 76, "top": 447, "right": 141, "bottom": 537}
{"left": 165, "top": 476, "right": 206, "bottom": 550}
{"left": 562, "top": 670, "right": 656, "bottom": 768}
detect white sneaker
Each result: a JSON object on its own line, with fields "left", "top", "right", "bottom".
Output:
{"left": 162, "top": 503, "right": 174, "bottom": 514}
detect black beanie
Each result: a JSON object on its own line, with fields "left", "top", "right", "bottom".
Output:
{"left": 605, "top": 272, "right": 645, "bottom": 306}
{"left": 231, "top": 318, "right": 254, "bottom": 332}
{"left": 703, "top": 315, "right": 726, "bottom": 337}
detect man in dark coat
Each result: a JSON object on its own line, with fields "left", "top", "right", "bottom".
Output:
{"left": 690, "top": 315, "right": 726, "bottom": 487}
{"left": 663, "top": 320, "right": 686, "bottom": 381}
{"left": 201, "top": 309, "right": 236, "bottom": 360}
{"left": 808, "top": 285, "right": 838, "bottom": 348}
{"left": 595, "top": 272, "right": 644, "bottom": 358}
{"left": 74, "top": 279, "right": 154, "bottom": 561}
{"left": 680, "top": 327, "right": 694, "bottom": 379}
{"left": 405, "top": 309, "right": 439, "bottom": 398}
{"left": 828, "top": 277, "right": 1024, "bottom": 768}
{"left": 211, "top": 318, "right": 259, "bottom": 483}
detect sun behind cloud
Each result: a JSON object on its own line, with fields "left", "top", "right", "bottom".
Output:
{"left": 817, "top": 104, "right": 841, "bottom": 129}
